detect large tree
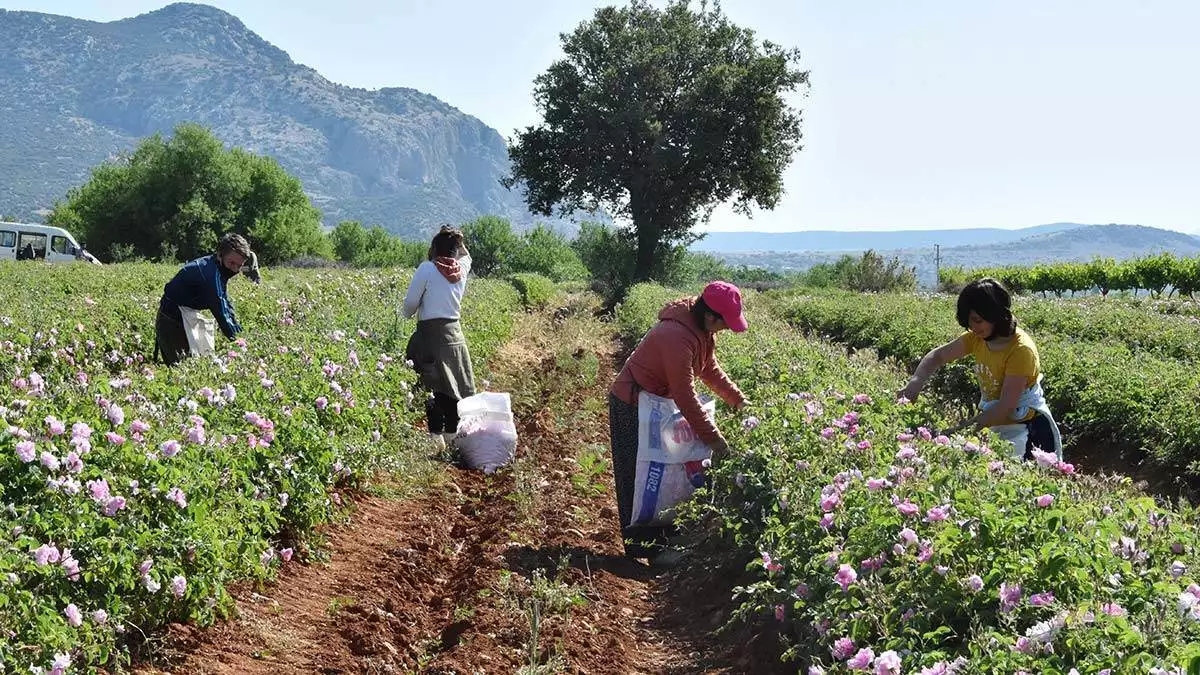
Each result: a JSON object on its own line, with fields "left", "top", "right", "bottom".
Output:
{"left": 48, "top": 123, "right": 331, "bottom": 264}
{"left": 506, "top": 0, "right": 807, "bottom": 281}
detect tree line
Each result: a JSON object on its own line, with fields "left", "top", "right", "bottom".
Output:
{"left": 940, "top": 254, "right": 1200, "bottom": 298}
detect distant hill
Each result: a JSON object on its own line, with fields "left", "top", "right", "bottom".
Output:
{"left": 0, "top": 3, "right": 570, "bottom": 238}
{"left": 713, "top": 224, "right": 1200, "bottom": 287}
{"left": 691, "top": 222, "right": 1086, "bottom": 253}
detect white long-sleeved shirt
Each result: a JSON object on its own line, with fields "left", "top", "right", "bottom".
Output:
{"left": 401, "top": 255, "right": 472, "bottom": 320}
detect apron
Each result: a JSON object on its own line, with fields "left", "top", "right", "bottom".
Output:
{"left": 179, "top": 306, "right": 216, "bottom": 357}
{"left": 980, "top": 375, "right": 1063, "bottom": 460}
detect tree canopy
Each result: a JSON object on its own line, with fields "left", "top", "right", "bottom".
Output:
{"left": 506, "top": 0, "right": 807, "bottom": 281}
{"left": 48, "top": 123, "right": 331, "bottom": 264}
{"left": 329, "top": 220, "right": 425, "bottom": 268}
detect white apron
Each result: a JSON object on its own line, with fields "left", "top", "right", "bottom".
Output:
{"left": 980, "top": 375, "right": 1062, "bottom": 460}
{"left": 179, "top": 306, "right": 216, "bottom": 357}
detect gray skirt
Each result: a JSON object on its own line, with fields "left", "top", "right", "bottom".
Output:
{"left": 405, "top": 318, "right": 476, "bottom": 400}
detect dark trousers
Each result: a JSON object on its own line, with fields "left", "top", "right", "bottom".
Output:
{"left": 425, "top": 393, "right": 461, "bottom": 434}
{"left": 609, "top": 394, "right": 675, "bottom": 558}
{"left": 154, "top": 305, "right": 190, "bottom": 366}
{"left": 1023, "top": 411, "right": 1056, "bottom": 459}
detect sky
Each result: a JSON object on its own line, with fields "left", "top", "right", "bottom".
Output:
{"left": 7, "top": 0, "right": 1200, "bottom": 233}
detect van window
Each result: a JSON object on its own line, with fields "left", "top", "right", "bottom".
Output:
{"left": 0, "top": 231, "right": 14, "bottom": 248}
{"left": 51, "top": 236, "right": 70, "bottom": 255}
{"left": 18, "top": 233, "right": 47, "bottom": 259}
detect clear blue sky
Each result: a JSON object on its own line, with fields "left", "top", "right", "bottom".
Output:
{"left": 7, "top": 0, "right": 1199, "bottom": 233}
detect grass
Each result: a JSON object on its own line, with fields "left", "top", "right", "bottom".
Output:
{"left": 569, "top": 444, "right": 610, "bottom": 499}
{"left": 498, "top": 565, "right": 588, "bottom": 675}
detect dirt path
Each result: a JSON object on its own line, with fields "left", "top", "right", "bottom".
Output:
{"left": 133, "top": 295, "right": 778, "bottom": 674}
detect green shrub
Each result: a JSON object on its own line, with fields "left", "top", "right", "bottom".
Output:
{"left": 614, "top": 283, "right": 689, "bottom": 341}
{"left": 676, "top": 306, "right": 1200, "bottom": 672}
{"left": 0, "top": 264, "right": 519, "bottom": 668}
{"left": 509, "top": 272, "right": 558, "bottom": 309}
{"left": 774, "top": 290, "right": 1200, "bottom": 474}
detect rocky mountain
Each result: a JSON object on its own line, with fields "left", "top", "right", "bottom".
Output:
{"left": 713, "top": 224, "right": 1200, "bottom": 286}
{"left": 0, "top": 3, "right": 544, "bottom": 237}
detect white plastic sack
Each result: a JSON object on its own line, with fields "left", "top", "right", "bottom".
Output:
{"left": 628, "top": 391, "right": 714, "bottom": 528}
{"left": 179, "top": 306, "right": 216, "bottom": 357}
{"left": 455, "top": 392, "right": 518, "bottom": 473}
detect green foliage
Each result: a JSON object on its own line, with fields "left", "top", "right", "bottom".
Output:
{"left": 47, "top": 123, "right": 331, "bottom": 265}
{"left": 614, "top": 284, "right": 1200, "bottom": 671}
{"left": 797, "top": 257, "right": 855, "bottom": 289}
{"left": 942, "top": 254, "right": 1200, "bottom": 298}
{"left": 1173, "top": 257, "right": 1200, "bottom": 298}
{"left": 463, "top": 217, "right": 588, "bottom": 282}
{"left": 703, "top": 324, "right": 1200, "bottom": 672}
{"left": 328, "top": 220, "right": 425, "bottom": 268}
{"left": 757, "top": 251, "right": 915, "bottom": 293}
{"left": 571, "top": 222, "right": 640, "bottom": 304}
{"left": 681, "top": 251, "right": 803, "bottom": 290}
{"left": 569, "top": 445, "right": 610, "bottom": 498}
{"left": 840, "top": 250, "right": 918, "bottom": 293}
{"left": 507, "top": 0, "right": 808, "bottom": 281}
{"left": 252, "top": 203, "right": 335, "bottom": 264}
{"left": 0, "top": 263, "right": 519, "bottom": 669}
{"left": 507, "top": 225, "right": 589, "bottom": 282}
{"left": 615, "top": 283, "right": 690, "bottom": 341}
{"left": 509, "top": 273, "right": 558, "bottom": 309}
{"left": 1133, "top": 253, "right": 1178, "bottom": 297}
{"left": 571, "top": 221, "right": 800, "bottom": 306}
{"left": 1086, "top": 258, "right": 1122, "bottom": 296}
{"left": 571, "top": 222, "right": 700, "bottom": 304}
{"left": 463, "top": 216, "right": 522, "bottom": 277}
{"left": 775, "top": 289, "right": 1200, "bottom": 475}
{"left": 329, "top": 220, "right": 371, "bottom": 262}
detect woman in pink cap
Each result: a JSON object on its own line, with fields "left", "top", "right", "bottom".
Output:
{"left": 608, "top": 280, "right": 749, "bottom": 566}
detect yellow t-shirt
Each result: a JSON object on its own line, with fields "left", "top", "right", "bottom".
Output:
{"left": 960, "top": 328, "right": 1040, "bottom": 421}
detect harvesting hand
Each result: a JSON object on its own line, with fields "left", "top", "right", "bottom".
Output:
{"left": 900, "top": 338, "right": 966, "bottom": 404}
{"left": 943, "top": 420, "right": 967, "bottom": 435}
{"left": 709, "top": 437, "right": 730, "bottom": 460}
{"left": 897, "top": 380, "right": 922, "bottom": 403}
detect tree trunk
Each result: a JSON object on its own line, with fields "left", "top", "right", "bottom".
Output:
{"left": 630, "top": 192, "right": 660, "bottom": 282}
{"left": 633, "top": 224, "right": 658, "bottom": 282}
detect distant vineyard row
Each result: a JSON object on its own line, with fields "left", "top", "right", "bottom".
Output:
{"left": 939, "top": 253, "right": 1200, "bottom": 297}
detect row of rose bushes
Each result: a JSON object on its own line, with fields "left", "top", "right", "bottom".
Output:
{"left": 0, "top": 262, "right": 519, "bottom": 671}
{"left": 618, "top": 283, "right": 1200, "bottom": 674}
{"left": 771, "top": 290, "right": 1200, "bottom": 475}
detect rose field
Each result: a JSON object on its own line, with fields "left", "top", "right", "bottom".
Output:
{"left": 4, "top": 264, "right": 1200, "bottom": 673}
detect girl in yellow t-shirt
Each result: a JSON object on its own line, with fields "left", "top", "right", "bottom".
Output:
{"left": 898, "top": 278, "right": 1061, "bottom": 460}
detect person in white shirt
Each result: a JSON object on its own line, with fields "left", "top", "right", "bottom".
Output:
{"left": 403, "top": 225, "right": 476, "bottom": 451}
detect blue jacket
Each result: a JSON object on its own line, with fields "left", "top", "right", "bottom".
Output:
{"left": 159, "top": 255, "right": 242, "bottom": 339}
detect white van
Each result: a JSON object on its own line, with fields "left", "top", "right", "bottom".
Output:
{"left": 0, "top": 222, "right": 101, "bottom": 264}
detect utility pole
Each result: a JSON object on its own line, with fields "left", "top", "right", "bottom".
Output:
{"left": 934, "top": 244, "right": 941, "bottom": 285}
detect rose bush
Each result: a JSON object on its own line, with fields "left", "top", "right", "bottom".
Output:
{"left": 621, "top": 284, "right": 1200, "bottom": 673}
{"left": 774, "top": 290, "right": 1200, "bottom": 475}
{"left": 0, "top": 262, "right": 518, "bottom": 670}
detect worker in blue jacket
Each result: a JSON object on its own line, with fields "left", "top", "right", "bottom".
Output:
{"left": 154, "top": 233, "right": 259, "bottom": 365}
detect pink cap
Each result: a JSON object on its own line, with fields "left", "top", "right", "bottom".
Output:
{"left": 702, "top": 281, "right": 747, "bottom": 332}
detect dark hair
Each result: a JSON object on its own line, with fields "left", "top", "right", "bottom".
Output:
{"left": 428, "top": 225, "right": 465, "bottom": 260}
{"left": 217, "top": 232, "right": 252, "bottom": 259}
{"left": 691, "top": 296, "right": 721, "bottom": 332}
{"left": 956, "top": 277, "right": 1016, "bottom": 339}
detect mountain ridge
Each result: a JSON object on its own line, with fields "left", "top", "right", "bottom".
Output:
{"left": 688, "top": 222, "right": 1198, "bottom": 253}
{"left": 710, "top": 224, "right": 1200, "bottom": 286}
{"left": 0, "top": 3, "right": 553, "bottom": 237}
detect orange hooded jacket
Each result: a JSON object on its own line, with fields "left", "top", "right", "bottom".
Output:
{"left": 610, "top": 297, "right": 746, "bottom": 446}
